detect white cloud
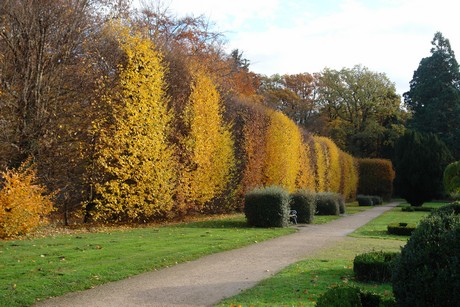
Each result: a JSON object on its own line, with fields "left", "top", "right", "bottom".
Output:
{"left": 140, "top": 0, "right": 460, "bottom": 96}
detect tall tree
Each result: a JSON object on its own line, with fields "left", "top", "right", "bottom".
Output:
{"left": 393, "top": 130, "right": 453, "bottom": 206}
{"left": 318, "top": 65, "right": 407, "bottom": 158}
{"left": 88, "top": 25, "right": 177, "bottom": 222}
{"left": 404, "top": 32, "right": 460, "bottom": 158}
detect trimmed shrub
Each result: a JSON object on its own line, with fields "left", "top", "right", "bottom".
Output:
{"left": 400, "top": 206, "right": 432, "bottom": 212}
{"left": 315, "top": 192, "right": 340, "bottom": 215}
{"left": 354, "top": 251, "right": 399, "bottom": 283}
{"left": 337, "top": 194, "right": 346, "bottom": 214}
{"left": 370, "top": 196, "right": 383, "bottom": 205}
{"left": 357, "top": 195, "right": 373, "bottom": 206}
{"left": 244, "top": 186, "right": 290, "bottom": 227}
{"left": 290, "top": 190, "right": 315, "bottom": 223}
{"left": 317, "top": 285, "right": 396, "bottom": 307}
{"left": 387, "top": 223, "right": 416, "bottom": 236}
{"left": 443, "top": 161, "right": 460, "bottom": 198}
{"left": 357, "top": 158, "right": 395, "bottom": 201}
{"left": 392, "top": 209, "right": 460, "bottom": 306}
{"left": 435, "top": 201, "right": 460, "bottom": 216}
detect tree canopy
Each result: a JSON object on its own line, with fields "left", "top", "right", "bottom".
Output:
{"left": 404, "top": 32, "right": 460, "bottom": 159}
{"left": 318, "top": 65, "right": 407, "bottom": 158}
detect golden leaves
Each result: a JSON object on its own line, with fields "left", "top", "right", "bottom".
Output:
{"left": 0, "top": 161, "right": 54, "bottom": 238}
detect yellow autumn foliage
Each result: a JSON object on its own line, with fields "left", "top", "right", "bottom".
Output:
{"left": 296, "top": 139, "right": 316, "bottom": 191}
{"left": 316, "top": 136, "right": 342, "bottom": 193}
{"left": 179, "top": 66, "right": 235, "bottom": 212}
{"left": 263, "top": 110, "right": 302, "bottom": 192}
{"left": 90, "top": 25, "right": 176, "bottom": 221}
{"left": 0, "top": 161, "right": 54, "bottom": 238}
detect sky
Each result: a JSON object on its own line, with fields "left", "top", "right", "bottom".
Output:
{"left": 138, "top": 0, "right": 460, "bottom": 96}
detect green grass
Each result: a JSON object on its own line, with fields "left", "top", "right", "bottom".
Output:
{"left": 350, "top": 202, "right": 448, "bottom": 240}
{"left": 216, "top": 237, "right": 403, "bottom": 307}
{"left": 0, "top": 214, "right": 294, "bottom": 306}
{"left": 311, "top": 202, "right": 374, "bottom": 224}
{"left": 217, "top": 201, "right": 447, "bottom": 306}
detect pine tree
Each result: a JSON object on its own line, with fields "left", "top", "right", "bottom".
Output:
{"left": 404, "top": 32, "right": 460, "bottom": 158}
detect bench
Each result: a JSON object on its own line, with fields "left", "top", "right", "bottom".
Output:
{"left": 289, "top": 210, "right": 297, "bottom": 224}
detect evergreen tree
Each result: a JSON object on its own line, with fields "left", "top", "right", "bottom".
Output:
{"left": 404, "top": 32, "right": 460, "bottom": 158}
{"left": 393, "top": 130, "right": 453, "bottom": 206}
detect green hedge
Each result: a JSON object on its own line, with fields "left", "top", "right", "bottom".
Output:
{"left": 316, "top": 285, "right": 396, "bottom": 307}
{"left": 357, "top": 195, "right": 374, "bottom": 206}
{"left": 401, "top": 206, "right": 433, "bottom": 212}
{"left": 357, "top": 158, "right": 395, "bottom": 201}
{"left": 315, "top": 192, "right": 340, "bottom": 216}
{"left": 244, "top": 186, "right": 290, "bottom": 227}
{"left": 392, "top": 206, "right": 460, "bottom": 306}
{"left": 290, "top": 190, "right": 315, "bottom": 223}
{"left": 353, "top": 251, "right": 399, "bottom": 282}
{"left": 387, "top": 223, "right": 416, "bottom": 236}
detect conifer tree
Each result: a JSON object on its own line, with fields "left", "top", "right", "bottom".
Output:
{"left": 405, "top": 32, "right": 460, "bottom": 158}
{"left": 394, "top": 130, "right": 453, "bottom": 206}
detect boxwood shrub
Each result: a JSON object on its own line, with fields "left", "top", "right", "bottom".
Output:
{"left": 357, "top": 195, "right": 374, "bottom": 206}
{"left": 353, "top": 251, "right": 399, "bottom": 282}
{"left": 315, "top": 192, "right": 340, "bottom": 216}
{"left": 371, "top": 195, "right": 383, "bottom": 205}
{"left": 400, "top": 206, "right": 433, "bottom": 212}
{"left": 316, "top": 285, "right": 396, "bottom": 307}
{"left": 392, "top": 207, "right": 460, "bottom": 306}
{"left": 244, "top": 186, "right": 290, "bottom": 227}
{"left": 290, "top": 190, "right": 315, "bottom": 223}
{"left": 337, "top": 194, "right": 346, "bottom": 214}
{"left": 387, "top": 222, "right": 416, "bottom": 236}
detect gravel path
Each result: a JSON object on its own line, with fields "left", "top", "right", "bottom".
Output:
{"left": 35, "top": 202, "right": 399, "bottom": 307}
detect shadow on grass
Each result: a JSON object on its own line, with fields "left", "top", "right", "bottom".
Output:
{"left": 176, "top": 217, "right": 249, "bottom": 229}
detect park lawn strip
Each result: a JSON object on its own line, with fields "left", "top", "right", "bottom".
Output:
{"left": 349, "top": 202, "right": 448, "bottom": 240}
{"left": 217, "top": 237, "right": 403, "bottom": 307}
{"left": 0, "top": 214, "right": 294, "bottom": 306}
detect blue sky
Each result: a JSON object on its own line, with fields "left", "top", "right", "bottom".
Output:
{"left": 140, "top": 0, "right": 460, "bottom": 96}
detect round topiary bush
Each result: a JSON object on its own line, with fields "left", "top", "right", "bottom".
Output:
{"left": 315, "top": 192, "right": 340, "bottom": 215}
{"left": 392, "top": 209, "right": 460, "bottom": 306}
{"left": 244, "top": 186, "right": 290, "bottom": 227}
{"left": 353, "top": 251, "right": 399, "bottom": 282}
{"left": 290, "top": 190, "right": 315, "bottom": 223}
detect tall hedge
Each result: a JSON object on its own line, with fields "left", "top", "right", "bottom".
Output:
{"left": 357, "top": 158, "right": 395, "bottom": 200}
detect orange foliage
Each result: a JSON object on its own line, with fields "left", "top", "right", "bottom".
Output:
{"left": 0, "top": 161, "right": 54, "bottom": 238}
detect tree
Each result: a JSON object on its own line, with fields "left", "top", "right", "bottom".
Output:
{"left": 177, "top": 65, "right": 235, "bottom": 214}
{"left": 88, "top": 25, "right": 177, "bottom": 221}
{"left": 318, "top": 65, "right": 407, "bottom": 158}
{"left": 259, "top": 73, "right": 321, "bottom": 132}
{"left": 404, "top": 32, "right": 460, "bottom": 159}
{"left": 393, "top": 130, "right": 453, "bottom": 206}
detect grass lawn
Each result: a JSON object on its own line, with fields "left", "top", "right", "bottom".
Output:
{"left": 350, "top": 202, "right": 448, "bottom": 240}
{"left": 217, "top": 201, "right": 448, "bottom": 306}
{"left": 0, "top": 214, "right": 294, "bottom": 306}
{"left": 217, "top": 237, "right": 403, "bottom": 307}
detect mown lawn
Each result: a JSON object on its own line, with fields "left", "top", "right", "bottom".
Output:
{"left": 350, "top": 202, "right": 447, "bottom": 240}
{"left": 217, "top": 237, "right": 403, "bottom": 306}
{"left": 0, "top": 215, "right": 294, "bottom": 306}
{"left": 217, "top": 201, "right": 448, "bottom": 306}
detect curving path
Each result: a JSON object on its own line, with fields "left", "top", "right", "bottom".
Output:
{"left": 35, "top": 202, "right": 399, "bottom": 307}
